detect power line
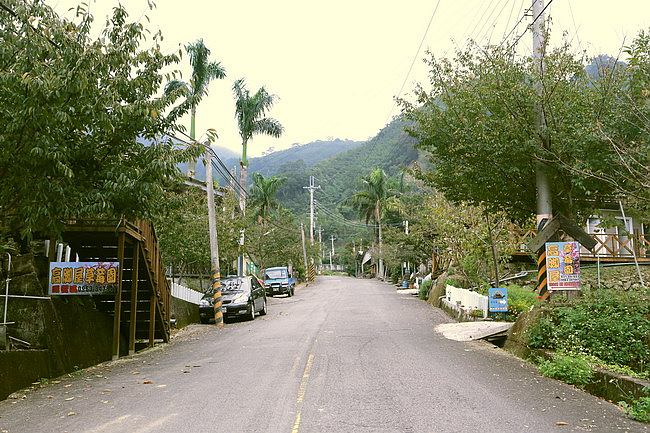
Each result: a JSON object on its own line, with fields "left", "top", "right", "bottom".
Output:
{"left": 506, "top": 0, "right": 555, "bottom": 51}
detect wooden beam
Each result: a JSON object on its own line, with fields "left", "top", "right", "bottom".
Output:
{"left": 128, "top": 244, "right": 140, "bottom": 355}
{"left": 149, "top": 293, "right": 157, "bottom": 347}
{"left": 112, "top": 231, "right": 125, "bottom": 360}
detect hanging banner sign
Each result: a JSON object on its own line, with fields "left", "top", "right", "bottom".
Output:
{"left": 545, "top": 241, "right": 581, "bottom": 290}
{"left": 488, "top": 288, "right": 508, "bottom": 312}
{"left": 49, "top": 262, "right": 119, "bottom": 295}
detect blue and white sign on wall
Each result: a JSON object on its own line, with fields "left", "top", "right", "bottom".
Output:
{"left": 488, "top": 288, "right": 508, "bottom": 312}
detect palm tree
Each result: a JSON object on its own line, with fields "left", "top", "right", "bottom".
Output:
{"left": 347, "top": 168, "right": 402, "bottom": 279}
{"left": 232, "top": 78, "right": 283, "bottom": 212}
{"left": 166, "top": 39, "right": 226, "bottom": 177}
{"left": 248, "top": 173, "right": 287, "bottom": 224}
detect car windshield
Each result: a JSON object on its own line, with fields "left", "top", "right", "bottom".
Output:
{"left": 265, "top": 269, "right": 287, "bottom": 279}
{"left": 220, "top": 279, "right": 246, "bottom": 292}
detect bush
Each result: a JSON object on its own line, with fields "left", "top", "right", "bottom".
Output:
{"left": 525, "top": 288, "right": 650, "bottom": 374}
{"left": 620, "top": 388, "right": 650, "bottom": 423}
{"left": 504, "top": 285, "right": 538, "bottom": 320}
{"left": 538, "top": 352, "right": 594, "bottom": 388}
{"left": 419, "top": 279, "right": 432, "bottom": 300}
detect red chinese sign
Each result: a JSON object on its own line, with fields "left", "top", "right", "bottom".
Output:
{"left": 49, "top": 262, "right": 119, "bottom": 295}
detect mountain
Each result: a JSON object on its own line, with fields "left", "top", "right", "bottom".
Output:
{"left": 273, "top": 117, "right": 419, "bottom": 224}
{"left": 224, "top": 138, "right": 364, "bottom": 179}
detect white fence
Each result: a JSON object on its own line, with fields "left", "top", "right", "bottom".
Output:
{"left": 444, "top": 285, "right": 488, "bottom": 318}
{"left": 171, "top": 282, "right": 204, "bottom": 305}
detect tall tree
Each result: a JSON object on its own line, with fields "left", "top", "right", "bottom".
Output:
{"left": 232, "top": 78, "right": 283, "bottom": 212}
{"left": 402, "top": 42, "right": 622, "bottom": 224}
{"left": 166, "top": 39, "right": 225, "bottom": 177}
{"left": 0, "top": 1, "right": 197, "bottom": 243}
{"left": 248, "top": 173, "right": 288, "bottom": 224}
{"left": 347, "top": 168, "right": 402, "bottom": 279}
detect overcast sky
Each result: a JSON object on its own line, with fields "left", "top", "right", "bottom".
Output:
{"left": 49, "top": 0, "right": 649, "bottom": 157}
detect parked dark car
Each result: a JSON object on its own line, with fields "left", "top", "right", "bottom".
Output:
{"left": 199, "top": 276, "right": 267, "bottom": 323}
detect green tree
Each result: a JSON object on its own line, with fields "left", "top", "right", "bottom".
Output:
{"left": 402, "top": 42, "right": 622, "bottom": 224}
{"left": 154, "top": 186, "right": 245, "bottom": 278}
{"left": 244, "top": 212, "right": 315, "bottom": 276}
{"left": 232, "top": 78, "right": 283, "bottom": 211}
{"left": 347, "top": 168, "right": 402, "bottom": 278}
{"left": 0, "top": 1, "right": 197, "bottom": 243}
{"left": 166, "top": 39, "right": 226, "bottom": 176}
{"left": 248, "top": 173, "right": 288, "bottom": 224}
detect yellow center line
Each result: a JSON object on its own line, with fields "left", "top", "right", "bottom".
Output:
{"left": 291, "top": 412, "right": 302, "bottom": 433}
{"left": 292, "top": 353, "right": 315, "bottom": 433}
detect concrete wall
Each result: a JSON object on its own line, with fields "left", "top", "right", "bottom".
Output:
{"left": 0, "top": 350, "right": 50, "bottom": 400}
{"left": 170, "top": 297, "right": 199, "bottom": 329}
{"left": 0, "top": 253, "right": 123, "bottom": 400}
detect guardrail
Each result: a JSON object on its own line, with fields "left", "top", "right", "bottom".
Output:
{"left": 171, "top": 282, "right": 204, "bottom": 305}
{"left": 444, "top": 285, "right": 488, "bottom": 318}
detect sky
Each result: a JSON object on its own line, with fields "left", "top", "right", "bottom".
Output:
{"left": 48, "top": 0, "right": 649, "bottom": 158}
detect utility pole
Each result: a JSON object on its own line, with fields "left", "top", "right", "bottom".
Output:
{"left": 532, "top": 0, "right": 553, "bottom": 299}
{"left": 204, "top": 143, "right": 223, "bottom": 326}
{"left": 318, "top": 226, "right": 324, "bottom": 261}
{"left": 300, "top": 222, "right": 309, "bottom": 278}
{"left": 330, "top": 235, "right": 335, "bottom": 270}
{"left": 404, "top": 220, "right": 409, "bottom": 235}
{"left": 303, "top": 176, "right": 320, "bottom": 243}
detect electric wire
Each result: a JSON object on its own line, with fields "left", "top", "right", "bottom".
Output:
{"left": 359, "top": 0, "right": 442, "bottom": 170}
{"left": 506, "top": 0, "right": 555, "bottom": 51}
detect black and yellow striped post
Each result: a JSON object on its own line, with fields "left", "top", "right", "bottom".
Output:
{"left": 211, "top": 266, "right": 223, "bottom": 326}
{"left": 537, "top": 248, "right": 551, "bottom": 301}
{"left": 309, "top": 263, "right": 315, "bottom": 282}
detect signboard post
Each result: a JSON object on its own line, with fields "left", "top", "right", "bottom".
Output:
{"left": 488, "top": 288, "right": 508, "bottom": 320}
{"left": 49, "top": 262, "right": 120, "bottom": 295}
{"left": 545, "top": 241, "right": 581, "bottom": 291}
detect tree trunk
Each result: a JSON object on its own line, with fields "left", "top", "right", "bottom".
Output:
{"left": 188, "top": 106, "right": 197, "bottom": 177}
{"left": 377, "top": 206, "right": 384, "bottom": 280}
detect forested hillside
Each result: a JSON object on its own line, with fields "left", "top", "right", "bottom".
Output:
{"left": 269, "top": 117, "right": 419, "bottom": 249}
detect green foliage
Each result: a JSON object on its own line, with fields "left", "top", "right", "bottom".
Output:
{"left": 248, "top": 173, "right": 288, "bottom": 222}
{"left": 526, "top": 289, "right": 650, "bottom": 374}
{"left": 504, "top": 285, "right": 538, "bottom": 320}
{"left": 0, "top": 1, "right": 197, "bottom": 241}
{"left": 419, "top": 278, "right": 432, "bottom": 300}
{"left": 244, "top": 211, "right": 315, "bottom": 273}
{"left": 154, "top": 187, "right": 244, "bottom": 276}
{"left": 402, "top": 41, "right": 623, "bottom": 223}
{"left": 537, "top": 352, "right": 594, "bottom": 388}
{"left": 619, "top": 388, "right": 650, "bottom": 423}
{"left": 232, "top": 78, "right": 283, "bottom": 166}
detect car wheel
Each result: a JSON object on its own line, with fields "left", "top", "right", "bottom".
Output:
{"left": 260, "top": 298, "right": 267, "bottom": 316}
{"left": 248, "top": 301, "right": 255, "bottom": 321}
{"left": 287, "top": 288, "right": 292, "bottom": 297}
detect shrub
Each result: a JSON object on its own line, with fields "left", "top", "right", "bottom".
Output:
{"left": 419, "top": 279, "right": 432, "bottom": 300}
{"left": 504, "top": 285, "right": 538, "bottom": 320}
{"left": 526, "top": 288, "right": 650, "bottom": 375}
{"left": 619, "top": 388, "right": 650, "bottom": 423}
{"left": 538, "top": 352, "right": 594, "bottom": 388}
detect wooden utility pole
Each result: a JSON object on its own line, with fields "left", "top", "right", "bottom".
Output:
{"left": 205, "top": 144, "right": 223, "bottom": 326}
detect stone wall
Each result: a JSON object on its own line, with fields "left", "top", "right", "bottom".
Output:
{"left": 0, "top": 253, "right": 122, "bottom": 400}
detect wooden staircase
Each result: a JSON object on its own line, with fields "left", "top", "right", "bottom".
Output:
{"left": 56, "top": 219, "right": 171, "bottom": 358}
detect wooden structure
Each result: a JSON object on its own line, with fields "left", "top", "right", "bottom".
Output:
{"left": 516, "top": 230, "right": 650, "bottom": 262}
{"left": 52, "top": 219, "right": 170, "bottom": 359}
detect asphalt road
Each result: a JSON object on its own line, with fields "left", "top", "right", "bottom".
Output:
{"left": 0, "top": 276, "right": 647, "bottom": 433}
